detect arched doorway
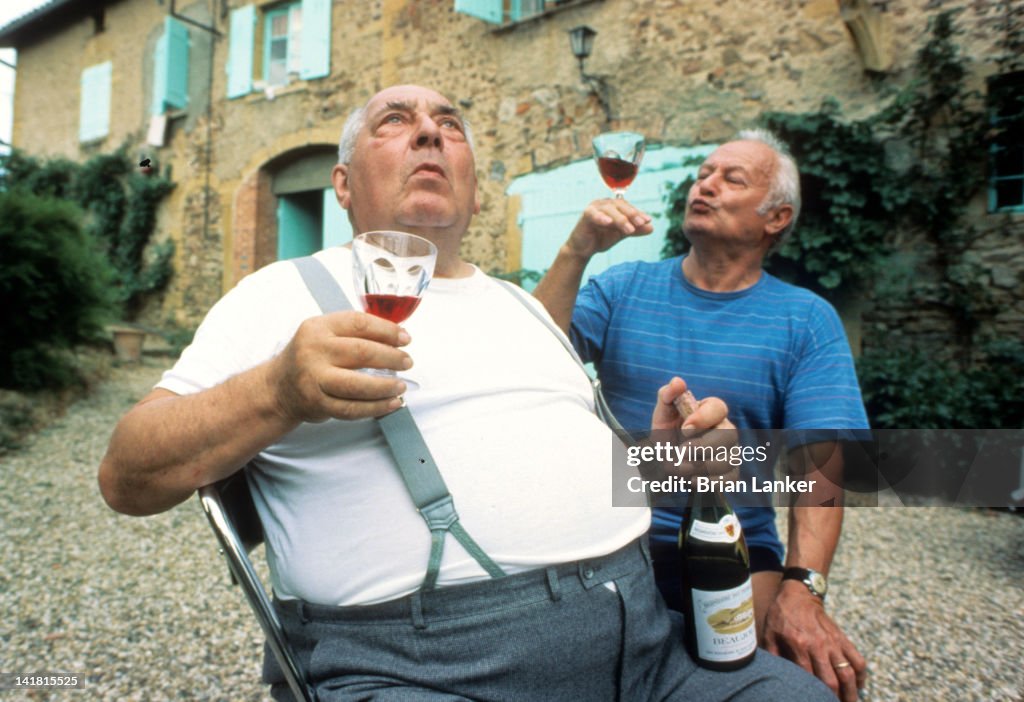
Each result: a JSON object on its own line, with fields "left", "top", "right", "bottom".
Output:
{"left": 272, "top": 147, "right": 352, "bottom": 260}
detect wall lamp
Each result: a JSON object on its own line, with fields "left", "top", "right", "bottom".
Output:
{"left": 568, "top": 25, "right": 614, "bottom": 128}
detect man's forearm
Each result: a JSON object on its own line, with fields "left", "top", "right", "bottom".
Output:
{"left": 785, "top": 444, "right": 845, "bottom": 574}
{"left": 786, "top": 504, "right": 843, "bottom": 574}
{"left": 532, "top": 244, "right": 591, "bottom": 333}
{"left": 98, "top": 361, "right": 298, "bottom": 517}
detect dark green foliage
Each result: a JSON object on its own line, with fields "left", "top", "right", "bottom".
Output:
{"left": 761, "top": 102, "right": 898, "bottom": 292}
{"left": 0, "top": 146, "right": 175, "bottom": 318}
{"left": 659, "top": 176, "right": 694, "bottom": 259}
{"left": 0, "top": 147, "right": 174, "bottom": 390}
{"left": 0, "top": 192, "right": 117, "bottom": 389}
{"left": 160, "top": 325, "right": 198, "bottom": 356}
{"left": 113, "top": 171, "right": 176, "bottom": 317}
{"left": 858, "top": 339, "right": 1024, "bottom": 430}
{"left": 490, "top": 267, "right": 544, "bottom": 286}
{"left": 0, "top": 149, "right": 78, "bottom": 199}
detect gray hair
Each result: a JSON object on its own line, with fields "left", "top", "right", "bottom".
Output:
{"left": 337, "top": 106, "right": 366, "bottom": 165}
{"left": 337, "top": 104, "right": 476, "bottom": 165}
{"left": 735, "top": 128, "right": 801, "bottom": 248}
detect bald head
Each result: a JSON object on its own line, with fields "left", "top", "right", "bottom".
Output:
{"left": 339, "top": 86, "right": 475, "bottom": 165}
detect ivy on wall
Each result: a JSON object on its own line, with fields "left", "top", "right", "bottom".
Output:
{"left": 0, "top": 146, "right": 175, "bottom": 321}
{"left": 661, "top": 8, "right": 1024, "bottom": 428}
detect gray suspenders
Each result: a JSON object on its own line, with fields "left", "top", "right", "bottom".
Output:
{"left": 290, "top": 255, "right": 625, "bottom": 592}
{"left": 291, "top": 256, "right": 503, "bottom": 591}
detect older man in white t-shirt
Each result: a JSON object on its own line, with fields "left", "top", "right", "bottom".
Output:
{"left": 99, "top": 85, "right": 834, "bottom": 702}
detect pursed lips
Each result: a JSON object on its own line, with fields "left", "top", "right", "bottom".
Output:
{"left": 689, "top": 197, "right": 716, "bottom": 212}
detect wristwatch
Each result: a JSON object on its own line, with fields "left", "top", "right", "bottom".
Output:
{"left": 782, "top": 567, "right": 828, "bottom": 600}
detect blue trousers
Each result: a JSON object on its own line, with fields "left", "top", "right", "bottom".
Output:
{"left": 265, "top": 540, "right": 832, "bottom": 701}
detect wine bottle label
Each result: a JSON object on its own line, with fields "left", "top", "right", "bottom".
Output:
{"left": 689, "top": 514, "right": 742, "bottom": 544}
{"left": 691, "top": 579, "right": 757, "bottom": 662}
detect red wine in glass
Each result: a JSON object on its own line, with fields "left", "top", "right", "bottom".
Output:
{"left": 362, "top": 293, "right": 422, "bottom": 324}
{"left": 351, "top": 231, "right": 437, "bottom": 391}
{"left": 598, "top": 157, "right": 639, "bottom": 191}
{"left": 592, "top": 131, "right": 645, "bottom": 199}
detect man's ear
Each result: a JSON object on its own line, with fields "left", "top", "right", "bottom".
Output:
{"left": 331, "top": 164, "right": 351, "bottom": 210}
{"left": 764, "top": 204, "right": 793, "bottom": 239}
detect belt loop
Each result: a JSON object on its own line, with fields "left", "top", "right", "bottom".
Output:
{"left": 545, "top": 566, "right": 562, "bottom": 602}
{"left": 410, "top": 591, "right": 426, "bottom": 630}
{"left": 298, "top": 601, "right": 310, "bottom": 625}
{"left": 639, "top": 538, "right": 652, "bottom": 566}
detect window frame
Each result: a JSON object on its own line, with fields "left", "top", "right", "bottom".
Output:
{"left": 988, "top": 70, "right": 1024, "bottom": 214}
{"left": 262, "top": 2, "right": 303, "bottom": 88}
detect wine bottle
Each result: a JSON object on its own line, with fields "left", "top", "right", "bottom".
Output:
{"left": 678, "top": 486, "right": 757, "bottom": 670}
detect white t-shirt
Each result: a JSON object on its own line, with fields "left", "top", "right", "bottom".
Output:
{"left": 159, "top": 247, "right": 649, "bottom": 605}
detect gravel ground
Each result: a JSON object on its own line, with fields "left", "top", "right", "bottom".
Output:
{"left": 1, "top": 359, "right": 1022, "bottom": 701}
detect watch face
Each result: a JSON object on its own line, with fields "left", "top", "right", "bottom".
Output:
{"left": 809, "top": 572, "right": 828, "bottom": 596}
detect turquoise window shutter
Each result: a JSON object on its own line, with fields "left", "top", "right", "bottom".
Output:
{"left": 227, "top": 5, "right": 255, "bottom": 98}
{"left": 151, "top": 17, "right": 190, "bottom": 114}
{"left": 300, "top": 0, "right": 331, "bottom": 80}
{"left": 507, "top": 145, "right": 716, "bottom": 291}
{"left": 151, "top": 31, "right": 168, "bottom": 115}
{"left": 454, "top": 0, "right": 503, "bottom": 24}
{"left": 165, "top": 17, "right": 190, "bottom": 109}
{"left": 79, "top": 62, "right": 112, "bottom": 142}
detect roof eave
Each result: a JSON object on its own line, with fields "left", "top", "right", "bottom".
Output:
{"left": 0, "top": 0, "right": 98, "bottom": 49}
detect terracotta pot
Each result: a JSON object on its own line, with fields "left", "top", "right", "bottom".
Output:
{"left": 111, "top": 327, "right": 146, "bottom": 362}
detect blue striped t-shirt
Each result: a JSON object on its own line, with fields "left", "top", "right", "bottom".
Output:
{"left": 571, "top": 256, "right": 869, "bottom": 558}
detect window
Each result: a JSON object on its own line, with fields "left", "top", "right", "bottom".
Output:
{"left": 989, "top": 71, "right": 1024, "bottom": 212}
{"left": 455, "top": 0, "right": 577, "bottom": 25}
{"left": 454, "top": 0, "right": 502, "bottom": 24}
{"left": 151, "top": 17, "right": 190, "bottom": 115}
{"left": 79, "top": 61, "right": 112, "bottom": 142}
{"left": 264, "top": 3, "right": 302, "bottom": 87}
{"left": 227, "top": 1, "right": 331, "bottom": 99}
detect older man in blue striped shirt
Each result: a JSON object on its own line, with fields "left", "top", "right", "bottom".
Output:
{"left": 535, "top": 129, "right": 869, "bottom": 702}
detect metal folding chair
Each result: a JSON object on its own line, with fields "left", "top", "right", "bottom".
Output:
{"left": 198, "top": 470, "right": 315, "bottom": 702}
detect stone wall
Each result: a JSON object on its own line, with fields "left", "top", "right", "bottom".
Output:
{"left": 860, "top": 209, "right": 1024, "bottom": 360}
{"left": 8, "top": 0, "right": 1022, "bottom": 341}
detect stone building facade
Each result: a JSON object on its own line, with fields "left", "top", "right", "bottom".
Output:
{"left": 2, "top": 0, "right": 1021, "bottom": 353}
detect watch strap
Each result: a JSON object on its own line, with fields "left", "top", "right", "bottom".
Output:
{"left": 782, "top": 567, "right": 827, "bottom": 599}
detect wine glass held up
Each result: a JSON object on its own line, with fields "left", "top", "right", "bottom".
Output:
{"left": 351, "top": 231, "right": 437, "bottom": 383}
{"left": 593, "top": 131, "right": 645, "bottom": 199}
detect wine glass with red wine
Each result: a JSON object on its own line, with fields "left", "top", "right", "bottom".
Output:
{"left": 352, "top": 230, "right": 437, "bottom": 384}
{"left": 592, "top": 131, "right": 645, "bottom": 199}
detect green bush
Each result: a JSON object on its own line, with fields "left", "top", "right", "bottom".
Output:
{"left": 0, "top": 191, "right": 118, "bottom": 390}
{"left": 858, "top": 339, "right": 1024, "bottom": 429}
{"left": 0, "top": 147, "right": 176, "bottom": 320}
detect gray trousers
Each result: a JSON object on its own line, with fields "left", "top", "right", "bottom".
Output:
{"left": 265, "top": 540, "right": 833, "bottom": 701}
